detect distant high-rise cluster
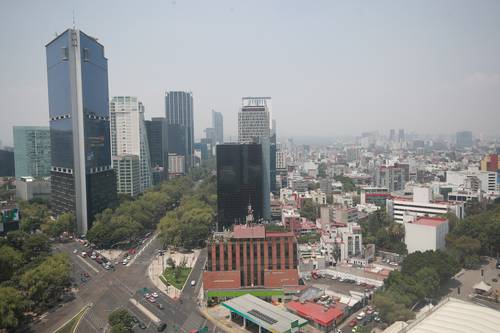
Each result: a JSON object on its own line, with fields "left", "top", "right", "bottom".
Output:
{"left": 46, "top": 29, "right": 117, "bottom": 235}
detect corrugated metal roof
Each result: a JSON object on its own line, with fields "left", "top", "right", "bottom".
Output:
{"left": 405, "top": 298, "right": 500, "bottom": 333}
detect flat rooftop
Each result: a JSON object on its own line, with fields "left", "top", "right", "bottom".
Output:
{"left": 413, "top": 216, "right": 448, "bottom": 227}
{"left": 222, "top": 294, "right": 307, "bottom": 333}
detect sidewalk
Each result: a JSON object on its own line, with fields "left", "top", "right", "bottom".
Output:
{"left": 147, "top": 249, "right": 200, "bottom": 299}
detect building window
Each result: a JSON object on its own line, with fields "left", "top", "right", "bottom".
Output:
{"left": 61, "top": 47, "right": 69, "bottom": 60}
{"left": 83, "top": 48, "right": 90, "bottom": 61}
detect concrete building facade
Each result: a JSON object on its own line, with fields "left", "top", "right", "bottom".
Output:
{"left": 110, "top": 96, "right": 152, "bottom": 192}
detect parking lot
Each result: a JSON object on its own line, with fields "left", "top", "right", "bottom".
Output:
{"left": 307, "top": 276, "right": 376, "bottom": 296}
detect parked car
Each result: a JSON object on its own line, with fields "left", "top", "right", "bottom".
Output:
{"left": 190, "top": 280, "right": 196, "bottom": 286}
{"left": 138, "top": 322, "right": 147, "bottom": 329}
{"left": 156, "top": 303, "right": 164, "bottom": 310}
{"left": 152, "top": 292, "right": 159, "bottom": 298}
{"left": 349, "top": 319, "right": 357, "bottom": 327}
{"left": 81, "top": 252, "right": 87, "bottom": 258}
{"left": 73, "top": 249, "right": 78, "bottom": 254}
{"left": 356, "top": 312, "right": 366, "bottom": 321}
{"left": 148, "top": 297, "right": 156, "bottom": 303}
{"left": 157, "top": 323, "right": 167, "bottom": 332}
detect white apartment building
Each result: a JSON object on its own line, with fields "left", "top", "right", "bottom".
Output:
{"left": 168, "top": 154, "right": 185, "bottom": 176}
{"left": 238, "top": 97, "right": 271, "bottom": 143}
{"left": 320, "top": 223, "right": 363, "bottom": 264}
{"left": 446, "top": 169, "right": 497, "bottom": 194}
{"left": 110, "top": 96, "right": 152, "bottom": 192}
{"left": 404, "top": 216, "right": 449, "bottom": 254}
{"left": 276, "top": 143, "right": 287, "bottom": 171}
{"left": 112, "top": 155, "right": 140, "bottom": 197}
{"left": 388, "top": 186, "right": 464, "bottom": 223}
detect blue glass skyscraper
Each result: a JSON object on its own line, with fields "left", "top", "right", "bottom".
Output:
{"left": 46, "top": 29, "right": 117, "bottom": 235}
{"left": 165, "top": 91, "right": 194, "bottom": 173}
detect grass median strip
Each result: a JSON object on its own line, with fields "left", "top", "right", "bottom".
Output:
{"left": 53, "top": 305, "right": 89, "bottom": 333}
{"left": 160, "top": 267, "right": 192, "bottom": 290}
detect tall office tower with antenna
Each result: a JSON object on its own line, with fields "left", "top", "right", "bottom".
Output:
{"left": 46, "top": 29, "right": 117, "bottom": 235}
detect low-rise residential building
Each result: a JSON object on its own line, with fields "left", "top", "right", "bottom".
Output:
{"left": 332, "top": 206, "right": 358, "bottom": 224}
{"left": 320, "top": 223, "right": 363, "bottom": 264}
{"left": 387, "top": 186, "right": 464, "bottom": 223}
{"left": 286, "top": 301, "right": 345, "bottom": 332}
{"left": 360, "top": 187, "right": 390, "bottom": 207}
{"left": 404, "top": 216, "right": 449, "bottom": 254}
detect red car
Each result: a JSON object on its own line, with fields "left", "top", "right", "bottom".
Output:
{"left": 349, "top": 319, "right": 357, "bottom": 327}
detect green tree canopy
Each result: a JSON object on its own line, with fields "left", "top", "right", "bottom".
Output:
{"left": 19, "top": 201, "right": 49, "bottom": 232}
{"left": 300, "top": 199, "right": 318, "bottom": 221}
{"left": 0, "top": 245, "right": 23, "bottom": 282}
{"left": 19, "top": 253, "right": 71, "bottom": 308}
{"left": 0, "top": 287, "right": 29, "bottom": 331}
{"left": 108, "top": 308, "right": 133, "bottom": 333}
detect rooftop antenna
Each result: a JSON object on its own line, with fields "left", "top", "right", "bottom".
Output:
{"left": 72, "top": 9, "right": 76, "bottom": 29}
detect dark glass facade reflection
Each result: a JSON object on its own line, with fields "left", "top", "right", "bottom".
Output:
{"left": 46, "top": 29, "right": 117, "bottom": 235}
{"left": 216, "top": 144, "right": 263, "bottom": 231}
{"left": 145, "top": 117, "right": 168, "bottom": 184}
{"left": 165, "top": 91, "right": 194, "bottom": 172}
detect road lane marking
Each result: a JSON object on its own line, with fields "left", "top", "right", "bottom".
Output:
{"left": 126, "top": 234, "right": 157, "bottom": 267}
{"left": 51, "top": 304, "right": 91, "bottom": 333}
{"left": 129, "top": 298, "right": 161, "bottom": 325}
{"left": 76, "top": 255, "right": 100, "bottom": 273}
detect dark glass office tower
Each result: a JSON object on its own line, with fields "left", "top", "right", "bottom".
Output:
{"left": 46, "top": 29, "right": 117, "bottom": 235}
{"left": 216, "top": 144, "right": 264, "bottom": 231}
{"left": 212, "top": 110, "right": 223, "bottom": 144}
{"left": 145, "top": 117, "right": 168, "bottom": 183}
{"left": 165, "top": 91, "right": 194, "bottom": 173}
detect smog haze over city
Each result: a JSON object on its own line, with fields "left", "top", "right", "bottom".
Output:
{"left": 1, "top": 2, "right": 500, "bottom": 333}
{"left": 1, "top": 0, "right": 500, "bottom": 146}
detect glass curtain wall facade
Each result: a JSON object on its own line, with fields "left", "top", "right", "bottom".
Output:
{"left": 165, "top": 91, "right": 194, "bottom": 173}
{"left": 212, "top": 110, "right": 223, "bottom": 144}
{"left": 13, "top": 126, "right": 51, "bottom": 179}
{"left": 145, "top": 117, "right": 168, "bottom": 184}
{"left": 46, "top": 29, "right": 117, "bottom": 235}
{"left": 216, "top": 144, "right": 264, "bottom": 231}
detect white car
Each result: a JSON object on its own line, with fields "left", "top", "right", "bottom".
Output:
{"left": 152, "top": 292, "right": 159, "bottom": 298}
{"left": 122, "top": 259, "right": 128, "bottom": 265}
{"left": 356, "top": 312, "right": 366, "bottom": 321}
{"left": 190, "top": 280, "right": 196, "bottom": 287}
{"left": 73, "top": 249, "right": 78, "bottom": 254}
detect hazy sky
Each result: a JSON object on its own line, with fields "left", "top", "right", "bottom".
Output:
{"left": 1, "top": 0, "right": 499, "bottom": 146}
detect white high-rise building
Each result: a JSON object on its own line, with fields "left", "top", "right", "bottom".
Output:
{"left": 237, "top": 97, "right": 272, "bottom": 221}
{"left": 113, "top": 155, "right": 141, "bottom": 197}
{"left": 110, "top": 96, "right": 152, "bottom": 193}
{"left": 238, "top": 97, "right": 271, "bottom": 143}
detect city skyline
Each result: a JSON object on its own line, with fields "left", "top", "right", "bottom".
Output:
{"left": 2, "top": 1, "right": 500, "bottom": 146}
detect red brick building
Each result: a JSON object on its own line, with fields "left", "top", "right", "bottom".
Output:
{"left": 203, "top": 224, "right": 299, "bottom": 290}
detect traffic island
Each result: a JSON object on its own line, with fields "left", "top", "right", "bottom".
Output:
{"left": 161, "top": 267, "right": 192, "bottom": 290}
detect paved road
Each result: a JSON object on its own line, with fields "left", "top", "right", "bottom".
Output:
{"left": 33, "top": 237, "right": 222, "bottom": 333}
